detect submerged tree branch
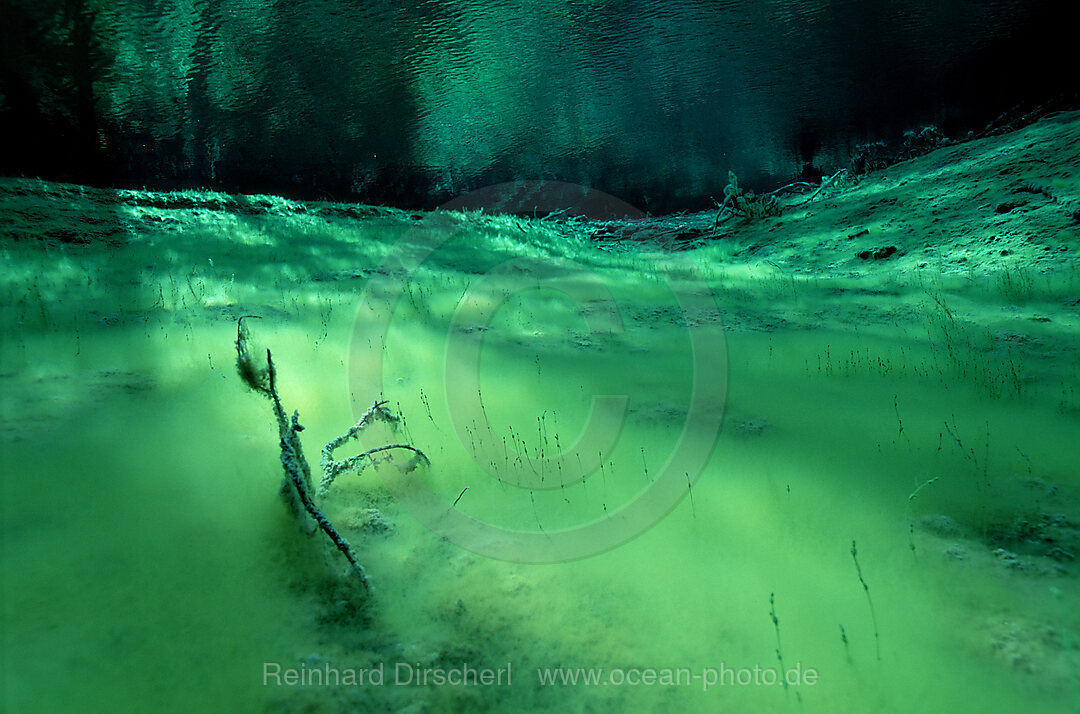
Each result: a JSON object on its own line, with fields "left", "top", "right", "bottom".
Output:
{"left": 319, "top": 400, "right": 430, "bottom": 498}
{"left": 236, "top": 316, "right": 388, "bottom": 592}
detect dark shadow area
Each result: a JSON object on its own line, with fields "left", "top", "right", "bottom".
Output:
{"left": 1, "top": 0, "right": 1077, "bottom": 213}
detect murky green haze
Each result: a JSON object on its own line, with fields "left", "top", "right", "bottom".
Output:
{"left": 2, "top": 194, "right": 1078, "bottom": 712}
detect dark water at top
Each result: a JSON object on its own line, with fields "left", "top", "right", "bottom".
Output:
{"left": 0, "top": 0, "right": 1072, "bottom": 212}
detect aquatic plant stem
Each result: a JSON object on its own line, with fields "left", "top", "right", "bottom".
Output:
{"left": 906, "top": 475, "right": 941, "bottom": 555}
{"left": 850, "top": 540, "right": 881, "bottom": 661}
{"left": 769, "top": 593, "right": 789, "bottom": 698}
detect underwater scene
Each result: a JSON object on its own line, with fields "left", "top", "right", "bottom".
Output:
{"left": 2, "top": 1, "right": 1079, "bottom": 713}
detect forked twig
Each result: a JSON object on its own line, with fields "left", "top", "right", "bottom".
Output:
{"left": 320, "top": 400, "right": 430, "bottom": 498}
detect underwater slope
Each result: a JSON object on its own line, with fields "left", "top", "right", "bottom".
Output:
{"left": 1, "top": 111, "right": 1079, "bottom": 713}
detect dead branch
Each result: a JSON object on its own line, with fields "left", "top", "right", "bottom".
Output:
{"left": 319, "top": 400, "right": 430, "bottom": 498}
{"left": 236, "top": 316, "right": 373, "bottom": 590}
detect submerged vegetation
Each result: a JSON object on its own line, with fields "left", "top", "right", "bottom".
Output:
{"left": 2, "top": 112, "right": 1079, "bottom": 713}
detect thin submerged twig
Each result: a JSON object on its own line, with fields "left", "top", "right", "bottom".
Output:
{"left": 319, "top": 400, "right": 429, "bottom": 498}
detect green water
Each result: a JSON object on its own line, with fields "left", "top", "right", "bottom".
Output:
{"left": 2, "top": 199, "right": 1079, "bottom": 712}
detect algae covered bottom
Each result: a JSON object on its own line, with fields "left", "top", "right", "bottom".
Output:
{"left": 2, "top": 113, "right": 1080, "bottom": 712}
